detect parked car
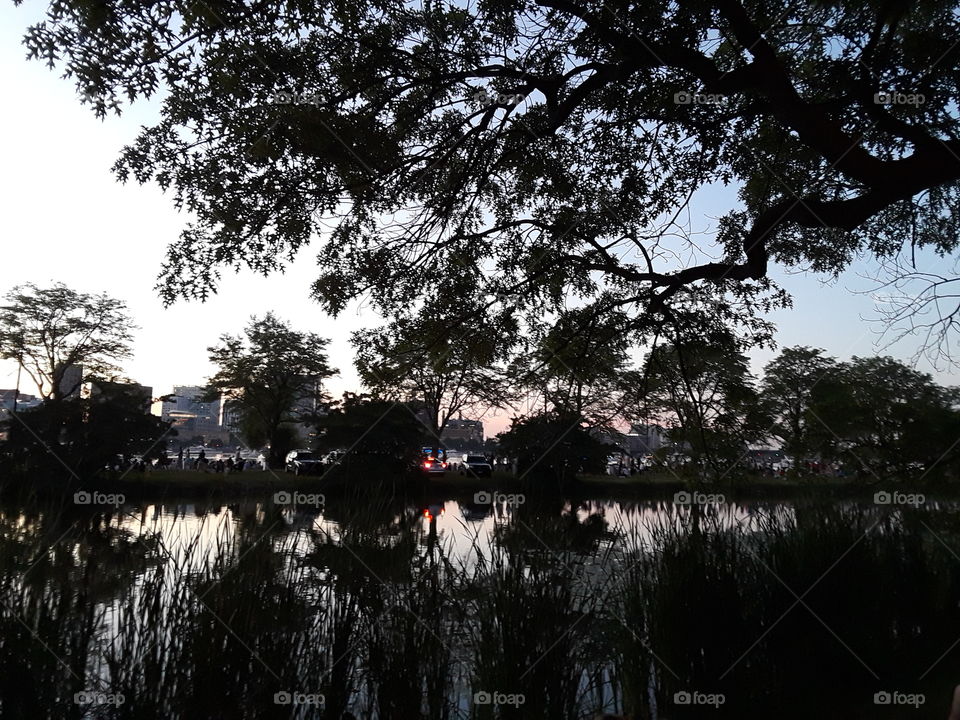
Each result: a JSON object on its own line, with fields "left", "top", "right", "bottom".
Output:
{"left": 421, "top": 458, "right": 447, "bottom": 477}
{"left": 459, "top": 455, "right": 492, "bottom": 478}
{"left": 285, "top": 450, "right": 323, "bottom": 476}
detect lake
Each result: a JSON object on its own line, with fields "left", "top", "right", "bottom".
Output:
{"left": 0, "top": 486, "right": 957, "bottom": 719}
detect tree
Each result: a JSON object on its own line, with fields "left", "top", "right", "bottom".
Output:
{"left": 808, "top": 356, "right": 960, "bottom": 478}
{"left": 0, "top": 283, "right": 135, "bottom": 402}
{"left": 1, "top": 390, "right": 172, "bottom": 479}
{"left": 497, "top": 410, "right": 609, "bottom": 485}
{"left": 353, "top": 306, "right": 512, "bottom": 452}
{"left": 639, "top": 337, "right": 767, "bottom": 476}
{"left": 760, "top": 347, "right": 839, "bottom": 462}
{"left": 19, "top": 1, "right": 960, "bottom": 358}
{"left": 514, "top": 307, "right": 634, "bottom": 430}
{"left": 206, "top": 313, "right": 335, "bottom": 468}
{"left": 314, "top": 393, "right": 429, "bottom": 473}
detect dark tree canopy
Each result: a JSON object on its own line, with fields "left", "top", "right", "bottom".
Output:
{"left": 353, "top": 306, "right": 513, "bottom": 443}
{"left": 17, "top": 0, "right": 960, "bottom": 350}
{"left": 497, "top": 409, "right": 609, "bottom": 483}
{"left": 760, "top": 346, "right": 839, "bottom": 460}
{"left": 640, "top": 337, "right": 767, "bottom": 473}
{"left": 806, "top": 355, "right": 960, "bottom": 476}
{"left": 0, "top": 283, "right": 135, "bottom": 401}
{"left": 1, "top": 390, "right": 172, "bottom": 479}
{"left": 314, "top": 392, "right": 428, "bottom": 471}
{"left": 206, "top": 313, "right": 335, "bottom": 466}
{"left": 514, "top": 306, "right": 636, "bottom": 428}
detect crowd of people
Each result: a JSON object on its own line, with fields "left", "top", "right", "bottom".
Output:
{"left": 107, "top": 447, "right": 266, "bottom": 474}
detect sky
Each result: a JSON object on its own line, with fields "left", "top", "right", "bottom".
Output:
{"left": 0, "top": 4, "right": 956, "bottom": 438}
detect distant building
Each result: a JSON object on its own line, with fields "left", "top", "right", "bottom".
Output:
{"left": 56, "top": 364, "right": 84, "bottom": 399}
{"left": 615, "top": 424, "right": 666, "bottom": 455}
{"left": 0, "top": 389, "right": 42, "bottom": 413}
{"left": 161, "top": 385, "right": 226, "bottom": 441}
{"left": 441, "top": 418, "right": 484, "bottom": 446}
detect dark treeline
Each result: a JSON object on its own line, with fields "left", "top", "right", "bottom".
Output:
{"left": 2, "top": 283, "right": 958, "bottom": 486}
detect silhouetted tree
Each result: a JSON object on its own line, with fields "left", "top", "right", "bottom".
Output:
{"left": 513, "top": 307, "right": 635, "bottom": 430}
{"left": 640, "top": 338, "right": 767, "bottom": 476}
{"left": 19, "top": 1, "right": 960, "bottom": 358}
{"left": 497, "top": 410, "right": 608, "bottom": 485}
{"left": 1, "top": 389, "right": 172, "bottom": 479}
{"left": 808, "top": 356, "right": 960, "bottom": 477}
{"left": 0, "top": 283, "right": 134, "bottom": 402}
{"left": 353, "top": 304, "right": 512, "bottom": 453}
{"left": 313, "top": 393, "right": 428, "bottom": 472}
{"left": 206, "top": 313, "right": 335, "bottom": 468}
{"left": 760, "top": 347, "right": 840, "bottom": 463}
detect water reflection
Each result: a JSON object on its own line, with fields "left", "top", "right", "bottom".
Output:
{"left": 0, "top": 491, "right": 957, "bottom": 718}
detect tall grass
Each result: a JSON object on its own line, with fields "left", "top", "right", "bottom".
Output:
{"left": 0, "top": 492, "right": 958, "bottom": 718}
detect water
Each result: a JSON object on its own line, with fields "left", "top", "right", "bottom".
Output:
{"left": 0, "top": 488, "right": 957, "bottom": 719}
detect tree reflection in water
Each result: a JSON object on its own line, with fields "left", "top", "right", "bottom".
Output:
{"left": 0, "top": 491, "right": 957, "bottom": 719}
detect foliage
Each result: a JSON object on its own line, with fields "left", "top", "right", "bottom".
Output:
{"left": 639, "top": 337, "right": 767, "bottom": 475}
{"left": 19, "top": 0, "right": 960, "bottom": 355}
{"left": 760, "top": 346, "right": 840, "bottom": 461}
{"left": 513, "top": 306, "right": 636, "bottom": 429}
{"left": 496, "top": 410, "right": 608, "bottom": 483}
{"left": 353, "top": 303, "right": 513, "bottom": 447}
{"left": 0, "top": 388, "right": 173, "bottom": 479}
{"left": 313, "top": 393, "right": 428, "bottom": 472}
{"left": 206, "top": 313, "right": 334, "bottom": 467}
{"left": 807, "top": 356, "right": 960, "bottom": 477}
{"left": 0, "top": 283, "right": 135, "bottom": 401}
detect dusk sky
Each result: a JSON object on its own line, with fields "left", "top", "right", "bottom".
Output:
{"left": 1, "top": 2, "right": 955, "bottom": 437}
